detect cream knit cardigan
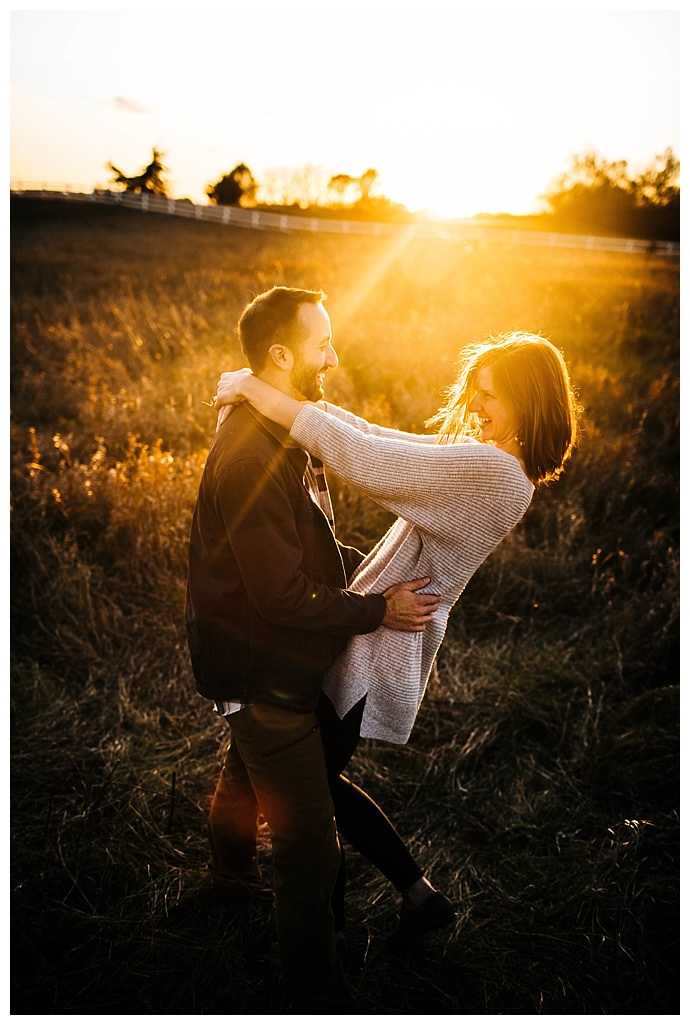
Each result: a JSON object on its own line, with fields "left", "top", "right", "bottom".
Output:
{"left": 290, "top": 403, "right": 534, "bottom": 744}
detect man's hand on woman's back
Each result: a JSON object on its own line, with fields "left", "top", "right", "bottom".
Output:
{"left": 382, "top": 578, "right": 440, "bottom": 632}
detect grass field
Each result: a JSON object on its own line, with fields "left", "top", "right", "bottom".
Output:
{"left": 10, "top": 196, "right": 679, "bottom": 1014}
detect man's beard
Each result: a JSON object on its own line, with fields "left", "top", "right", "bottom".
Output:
{"left": 290, "top": 357, "right": 324, "bottom": 401}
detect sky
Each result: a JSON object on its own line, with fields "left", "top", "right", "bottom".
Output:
{"left": 9, "top": 6, "right": 680, "bottom": 219}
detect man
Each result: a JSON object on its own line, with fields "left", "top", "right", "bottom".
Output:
{"left": 185, "top": 286, "right": 438, "bottom": 1011}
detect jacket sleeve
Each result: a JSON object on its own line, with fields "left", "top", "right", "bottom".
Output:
{"left": 214, "top": 454, "right": 386, "bottom": 635}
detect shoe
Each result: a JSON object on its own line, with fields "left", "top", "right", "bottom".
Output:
{"left": 388, "top": 891, "right": 455, "bottom": 951}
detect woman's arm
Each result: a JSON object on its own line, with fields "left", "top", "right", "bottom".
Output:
{"left": 321, "top": 403, "right": 439, "bottom": 445}
{"left": 213, "top": 370, "right": 481, "bottom": 520}
{"left": 214, "top": 372, "right": 531, "bottom": 534}
{"left": 289, "top": 403, "right": 533, "bottom": 537}
{"left": 215, "top": 370, "right": 439, "bottom": 444}
{"left": 214, "top": 369, "right": 309, "bottom": 431}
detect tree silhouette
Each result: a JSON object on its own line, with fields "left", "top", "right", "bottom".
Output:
{"left": 207, "top": 164, "right": 258, "bottom": 206}
{"left": 108, "top": 148, "right": 168, "bottom": 196}
{"left": 327, "top": 173, "right": 357, "bottom": 205}
{"left": 358, "top": 168, "right": 379, "bottom": 202}
{"left": 327, "top": 168, "right": 380, "bottom": 206}
{"left": 631, "top": 148, "right": 679, "bottom": 205}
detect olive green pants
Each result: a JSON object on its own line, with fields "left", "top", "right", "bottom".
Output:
{"left": 208, "top": 702, "right": 346, "bottom": 1010}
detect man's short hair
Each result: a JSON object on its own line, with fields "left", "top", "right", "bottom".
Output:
{"left": 238, "top": 286, "right": 326, "bottom": 371}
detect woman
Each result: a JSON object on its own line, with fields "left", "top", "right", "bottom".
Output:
{"left": 214, "top": 331, "right": 579, "bottom": 947}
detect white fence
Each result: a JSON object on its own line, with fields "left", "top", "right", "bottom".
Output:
{"left": 10, "top": 186, "right": 680, "bottom": 257}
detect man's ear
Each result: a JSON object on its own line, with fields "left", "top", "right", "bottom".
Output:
{"left": 267, "top": 344, "right": 294, "bottom": 372}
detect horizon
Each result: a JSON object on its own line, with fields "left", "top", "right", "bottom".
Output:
{"left": 10, "top": 9, "right": 679, "bottom": 220}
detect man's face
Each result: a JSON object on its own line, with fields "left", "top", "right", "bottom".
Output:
{"left": 289, "top": 302, "right": 338, "bottom": 401}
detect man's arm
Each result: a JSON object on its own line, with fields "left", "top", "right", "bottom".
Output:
{"left": 217, "top": 455, "right": 438, "bottom": 635}
{"left": 338, "top": 541, "right": 439, "bottom": 631}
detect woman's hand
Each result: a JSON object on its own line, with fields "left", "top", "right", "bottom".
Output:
{"left": 212, "top": 368, "right": 303, "bottom": 433}
{"left": 214, "top": 368, "right": 254, "bottom": 408}
{"left": 214, "top": 368, "right": 254, "bottom": 429}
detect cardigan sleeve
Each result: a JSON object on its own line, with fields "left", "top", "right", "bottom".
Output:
{"left": 321, "top": 402, "right": 439, "bottom": 444}
{"left": 291, "top": 404, "right": 534, "bottom": 537}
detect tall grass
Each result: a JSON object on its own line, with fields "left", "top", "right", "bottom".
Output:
{"left": 10, "top": 197, "right": 679, "bottom": 1014}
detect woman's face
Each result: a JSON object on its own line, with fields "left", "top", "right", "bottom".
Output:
{"left": 468, "top": 364, "right": 521, "bottom": 454}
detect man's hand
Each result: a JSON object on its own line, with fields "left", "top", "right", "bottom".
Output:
{"left": 381, "top": 577, "right": 440, "bottom": 632}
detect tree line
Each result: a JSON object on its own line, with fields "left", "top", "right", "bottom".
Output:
{"left": 106, "top": 147, "right": 680, "bottom": 241}
{"left": 537, "top": 149, "right": 679, "bottom": 241}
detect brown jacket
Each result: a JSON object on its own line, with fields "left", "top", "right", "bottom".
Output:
{"left": 185, "top": 403, "right": 385, "bottom": 712}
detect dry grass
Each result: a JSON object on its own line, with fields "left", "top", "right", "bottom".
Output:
{"left": 10, "top": 197, "right": 679, "bottom": 1013}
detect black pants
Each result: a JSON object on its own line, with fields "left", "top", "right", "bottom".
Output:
{"left": 316, "top": 693, "right": 423, "bottom": 930}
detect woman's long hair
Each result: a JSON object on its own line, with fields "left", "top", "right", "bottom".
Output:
{"left": 427, "top": 332, "right": 580, "bottom": 486}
